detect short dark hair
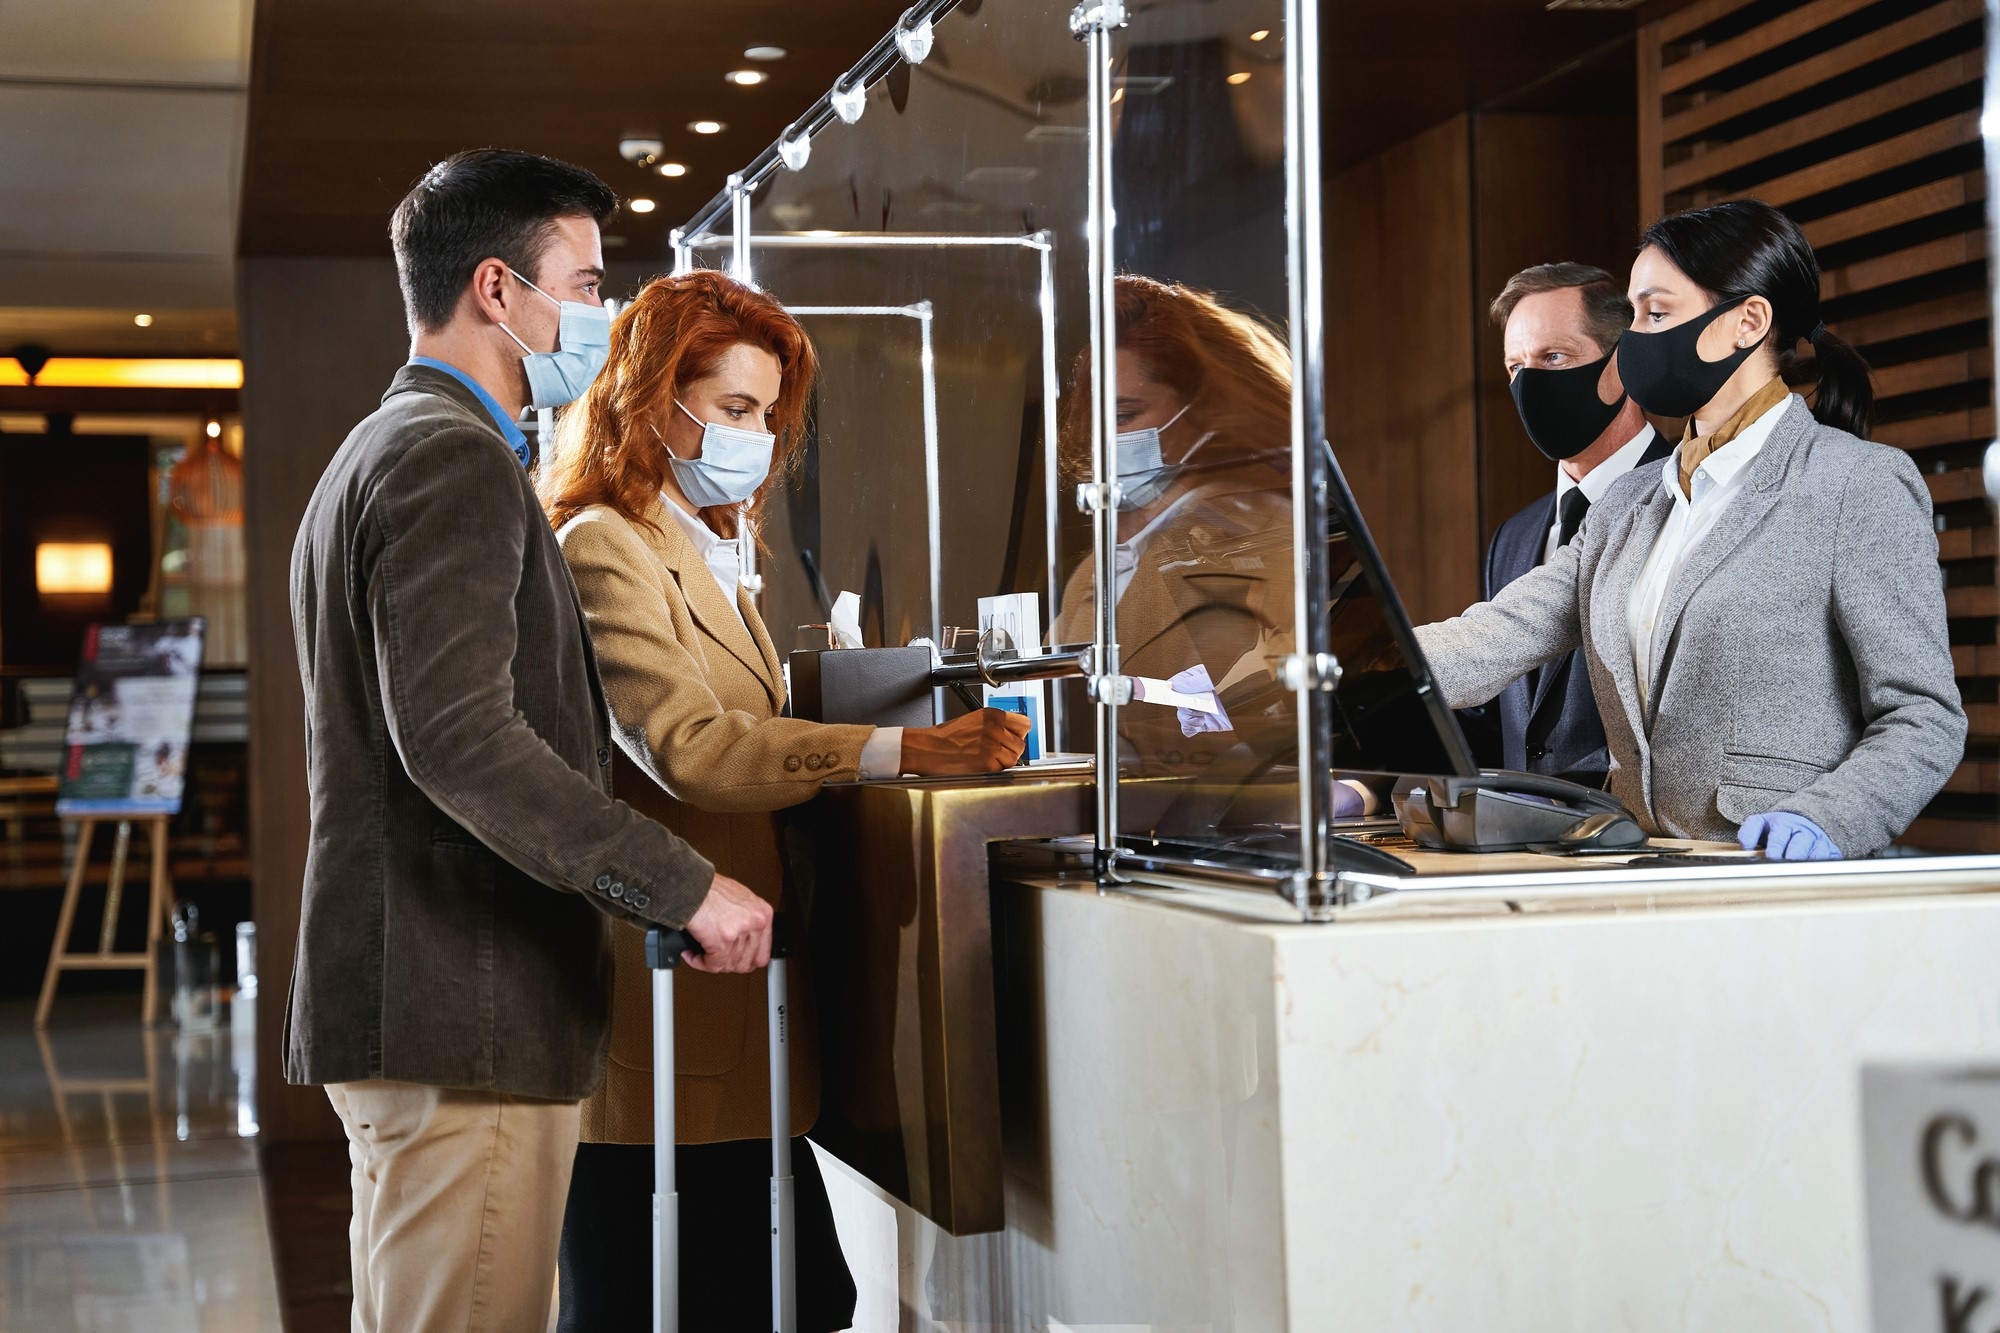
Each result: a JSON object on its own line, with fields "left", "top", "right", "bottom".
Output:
{"left": 1489, "top": 262, "right": 1632, "bottom": 358}
{"left": 390, "top": 148, "right": 618, "bottom": 334}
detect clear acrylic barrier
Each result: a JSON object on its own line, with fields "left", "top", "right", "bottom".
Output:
{"left": 679, "top": 0, "right": 1090, "bottom": 750}
{"left": 1098, "top": 0, "right": 1302, "bottom": 862}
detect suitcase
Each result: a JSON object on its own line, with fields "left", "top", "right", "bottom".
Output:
{"left": 644, "top": 920, "right": 797, "bottom": 1333}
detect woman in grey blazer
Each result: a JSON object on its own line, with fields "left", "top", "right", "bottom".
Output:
{"left": 1416, "top": 200, "right": 1965, "bottom": 859}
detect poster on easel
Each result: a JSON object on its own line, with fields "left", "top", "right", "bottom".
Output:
{"left": 57, "top": 619, "right": 206, "bottom": 818}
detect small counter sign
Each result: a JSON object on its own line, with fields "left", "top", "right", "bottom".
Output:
{"left": 1864, "top": 1065, "right": 2000, "bottom": 1332}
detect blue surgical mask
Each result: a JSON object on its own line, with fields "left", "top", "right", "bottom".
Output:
{"left": 499, "top": 268, "right": 611, "bottom": 409}
{"left": 656, "top": 400, "right": 775, "bottom": 508}
{"left": 1114, "top": 401, "right": 1198, "bottom": 510}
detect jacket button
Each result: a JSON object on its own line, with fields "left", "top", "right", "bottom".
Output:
{"left": 822, "top": 753, "right": 839, "bottom": 770}
{"left": 595, "top": 875, "right": 612, "bottom": 891}
{"left": 1528, "top": 745, "right": 1547, "bottom": 763}
{"left": 784, "top": 755, "right": 802, "bottom": 773}
{"left": 610, "top": 882, "right": 625, "bottom": 899}
{"left": 805, "top": 754, "right": 823, "bottom": 772}
{"left": 598, "top": 747, "right": 611, "bottom": 767}
{"left": 630, "top": 894, "right": 649, "bottom": 909}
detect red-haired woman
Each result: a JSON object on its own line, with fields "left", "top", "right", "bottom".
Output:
{"left": 539, "top": 269, "right": 1026, "bottom": 1330}
{"left": 1052, "top": 275, "right": 1296, "bottom": 773}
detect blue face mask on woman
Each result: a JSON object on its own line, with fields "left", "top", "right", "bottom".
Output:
{"left": 656, "top": 400, "right": 775, "bottom": 509}
{"left": 498, "top": 268, "right": 611, "bottom": 409}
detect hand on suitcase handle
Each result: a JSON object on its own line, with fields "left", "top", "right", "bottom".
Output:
{"left": 646, "top": 914, "right": 794, "bottom": 971}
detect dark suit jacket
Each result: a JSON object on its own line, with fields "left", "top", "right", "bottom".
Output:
{"left": 286, "top": 365, "right": 715, "bottom": 1101}
{"left": 1467, "top": 431, "right": 1674, "bottom": 785}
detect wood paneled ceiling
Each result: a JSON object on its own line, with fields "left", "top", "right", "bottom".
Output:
{"left": 239, "top": 0, "right": 916, "bottom": 261}
{"left": 241, "top": 0, "right": 1656, "bottom": 264}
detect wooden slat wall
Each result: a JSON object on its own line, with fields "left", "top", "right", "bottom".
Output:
{"left": 1641, "top": 0, "right": 1994, "bottom": 851}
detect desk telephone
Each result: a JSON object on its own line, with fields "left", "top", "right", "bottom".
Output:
{"left": 1393, "top": 770, "right": 1648, "bottom": 854}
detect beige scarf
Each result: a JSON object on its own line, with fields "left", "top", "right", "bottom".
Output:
{"left": 1678, "top": 375, "right": 1789, "bottom": 498}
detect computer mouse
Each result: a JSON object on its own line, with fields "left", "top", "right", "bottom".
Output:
{"left": 1552, "top": 809, "right": 1648, "bottom": 852}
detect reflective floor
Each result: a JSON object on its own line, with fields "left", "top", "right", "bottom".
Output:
{"left": 0, "top": 993, "right": 282, "bottom": 1332}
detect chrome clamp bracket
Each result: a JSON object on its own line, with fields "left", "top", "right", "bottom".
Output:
{"left": 1087, "top": 673, "right": 1135, "bottom": 706}
{"left": 1279, "top": 652, "right": 1343, "bottom": 692}
{"left": 1074, "top": 480, "right": 1122, "bottom": 513}
{"left": 1286, "top": 871, "right": 1350, "bottom": 922}
{"left": 1068, "top": 0, "right": 1128, "bottom": 37}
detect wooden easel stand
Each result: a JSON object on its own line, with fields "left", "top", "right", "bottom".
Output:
{"left": 35, "top": 815, "right": 172, "bottom": 1028}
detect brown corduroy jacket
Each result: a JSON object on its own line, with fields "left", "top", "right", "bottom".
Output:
{"left": 557, "top": 498, "right": 874, "bottom": 1144}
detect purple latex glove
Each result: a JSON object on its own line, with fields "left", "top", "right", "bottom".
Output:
{"left": 1738, "top": 811, "right": 1841, "bottom": 861}
{"left": 1168, "top": 663, "right": 1233, "bottom": 738}
{"left": 1333, "top": 781, "right": 1364, "bottom": 819}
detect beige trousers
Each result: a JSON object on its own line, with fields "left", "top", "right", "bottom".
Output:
{"left": 327, "top": 1080, "right": 582, "bottom": 1333}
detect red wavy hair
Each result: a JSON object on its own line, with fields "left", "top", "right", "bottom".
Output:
{"left": 539, "top": 269, "right": 818, "bottom": 538}
{"left": 1060, "top": 275, "right": 1292, "bottom": 482}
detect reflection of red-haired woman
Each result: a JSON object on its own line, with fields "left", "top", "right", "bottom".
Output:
{"left": 539, "top": 269, "right": 1025, "bottom": 1330}
{"left": 1052, "top": 276, "right": 1296, "bottom": 771}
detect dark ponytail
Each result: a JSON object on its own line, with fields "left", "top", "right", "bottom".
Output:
{"left": 1639, "top": 199, "right": 1874, "bottom": 439}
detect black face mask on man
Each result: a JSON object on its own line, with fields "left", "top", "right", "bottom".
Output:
{"left": 1508, "top": 349, "right": 1626, "bottom": 462}
{"left": 1615, "top": 295, "right": 1759, "bottom": 419}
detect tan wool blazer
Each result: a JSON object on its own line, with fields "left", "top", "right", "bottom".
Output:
{"left": 557, "top": 498, "right": 874, "bottom": 1145}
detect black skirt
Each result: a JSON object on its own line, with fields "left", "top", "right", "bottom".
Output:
{"left": 557, "top": 1138, "right": 857, "bottom": 1332}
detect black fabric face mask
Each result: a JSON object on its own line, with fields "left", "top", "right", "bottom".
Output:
{"left": 1616, "top": 295, "right": 1758, "bottom": 419}
{"left": 1508, "top": 350, "right": 1627, "bottom": 461}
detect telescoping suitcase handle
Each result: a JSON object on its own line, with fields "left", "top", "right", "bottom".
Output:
{"left": 644, "top": 918, "right": 797, "bottom": 1333}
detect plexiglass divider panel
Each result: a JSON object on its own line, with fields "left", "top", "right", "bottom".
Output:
{"left": 1099, "top": 0, "right": 1303, "bottom": 883}
{"left": 676, "top": 0, "right": 1091, "bottom": 752}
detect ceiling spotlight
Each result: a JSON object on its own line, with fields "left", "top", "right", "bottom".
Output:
{"left": 744, "top": 45, "right": 787, "bottom": 61}
{"left": 628, "top": 197, "right": 658, "bottom": 214}
{"left": 1250, "top": 28, "right": 1270, "bottom": 40}
{"left": 657, "top": 162, "right": 688, "bottom": 178}
{"left": 831, "top": 78, "right": 866, "bottom": 124}
{"left": 205, "top": 419, "right": 222, "bottom": 439}
{"left": 689, "top": 120, "right": 725, "bottom": 135}
{"left": 726, "top": 69, "right": 768, "bottom": 86}
{"left": 133, "top": 313, "right": 154, "bottom": 328}
{"left": 1227, "top": 71, "right": 1252, "bottom": 85}
{"left": 618, "top": 137, "right": 665, "bottom": 167}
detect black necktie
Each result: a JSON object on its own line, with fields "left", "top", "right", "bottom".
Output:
{"left": 1556, "top": 487, "right": 1590, "bottom": 551}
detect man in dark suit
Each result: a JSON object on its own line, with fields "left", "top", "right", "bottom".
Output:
{"left": 1471, "top": 263, "right": 1674, "bottom": 786}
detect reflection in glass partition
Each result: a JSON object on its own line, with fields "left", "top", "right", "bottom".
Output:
{"left": 1051, "top": 275, "right": 1294, "bottom": 784}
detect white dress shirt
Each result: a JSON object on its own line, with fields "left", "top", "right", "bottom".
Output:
{"left": 1626, "top": 395, "right": 1793, "bottom": 707}
{"left": 664, "top": 499, "right": 903, "bottom": 777}
{"left": 1543, "top": 424, "right": 1658, "bottom": 564}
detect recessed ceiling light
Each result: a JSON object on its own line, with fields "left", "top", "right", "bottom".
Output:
{"left": 744, "top": 45, "right": 787, "bottom": 61}
{"left": 690, "top": 120, "right": 725, "bottom": 135}
{"left": 657, "top": 162, "right": 688, "bottom": 178}
{"left": 1227, "top": 71, "right": 1252, "bottom": 85}
{"left": 1250, "top": 28, "right": 1270, "bottom": 40}
{"left": 133, "top": 314, "right": 153, "bottom": 328}
{"left": 628, "top": 197, "right": 657, "bottom": 214}
{"left": 205, "top": 419, "right": 222, "bottom": 439}
{"left": 726, "top": 69, "right": 768, "bottom": 86}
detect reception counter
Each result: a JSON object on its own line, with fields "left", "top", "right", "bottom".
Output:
{"left": 811, "top": 833, "right": 2000, "bottom": 1330}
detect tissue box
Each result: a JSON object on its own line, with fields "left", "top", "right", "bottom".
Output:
{"left": 789, "top": 647, "right": 936, "bottom": 728}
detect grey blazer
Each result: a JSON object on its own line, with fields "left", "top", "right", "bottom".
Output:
{"left": 1415, "top": 396, "right": 1964, "bottom": 855}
